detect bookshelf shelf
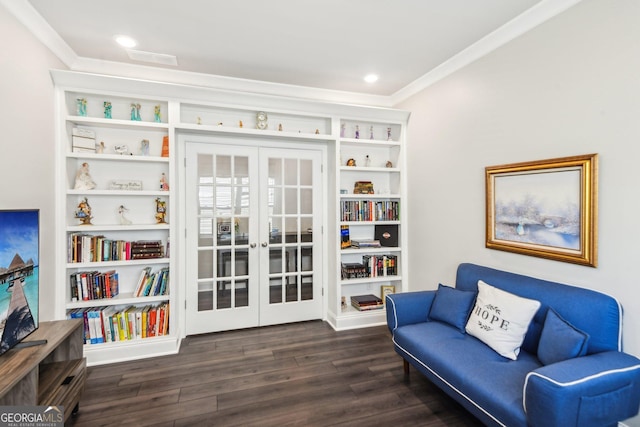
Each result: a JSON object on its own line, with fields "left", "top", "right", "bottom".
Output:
{"left": 175, "top": 123, "right": 333, "bottom": 142}
{"left": 67, "top": 224, "right": 170, "bottom": 232}
{"left": 340, "top": 247, "right": 401, "bottom": 255}
{"left": 67, "top": 189, "right": 171, "bottom": 197}
{"left": 66, "top": 293, "right": 170, "bottom": 309}
{"left": 340, "top": 193, "right": 401, "bottom": 199}
{"left": 340, "top": 137, "right": 401, "bottom": 148}
{"left": 66, "top": 116, "right": 169, "bottom": 130}
{"left": 340, "top": 166, "right": 400, "bottom": 173}
{"left": 66, "top": 258, "right": 169, "bottom": 269}
{"left": 66, "top": 152, "right": 170, "bottom": 163}
{"left": 340, "top": 276, "right": 402, "bottom": 286}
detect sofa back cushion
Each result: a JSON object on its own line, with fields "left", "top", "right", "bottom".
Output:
{"left": 428, "top": 283, "right": 476, "bottom": 333}
{"left": 455, "top": 263, "right": 621, "bottom": 355}
{"left": 537, "top": 308, "right": 589, "bottom": 365}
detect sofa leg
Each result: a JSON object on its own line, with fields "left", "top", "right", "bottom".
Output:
{"left": 403, "top": 359, "right": 410, "bottom": 376}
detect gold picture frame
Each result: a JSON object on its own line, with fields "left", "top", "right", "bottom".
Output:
{"left": 485, "top": 153, "right": 598, "bottom": 267}
{"left": 381, "top": 285, "right": 396, "bottom": 303}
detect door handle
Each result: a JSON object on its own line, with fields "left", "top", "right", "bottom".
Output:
{"left": 250, "top": 243, "right": 257, "bottom": 248}
{"left": 261, "top": 242, "right": 268, "bottom": 247}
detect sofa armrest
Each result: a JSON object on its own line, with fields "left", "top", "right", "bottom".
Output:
{"left": 524, "top": 351, "right": 640, "bottom": 427}
{"left": 385, "top": 291, "right": 435, "bottom": 332}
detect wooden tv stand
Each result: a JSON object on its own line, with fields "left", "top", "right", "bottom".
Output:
{"left": 0, "top": 319, "right": 86, "bottom": 422}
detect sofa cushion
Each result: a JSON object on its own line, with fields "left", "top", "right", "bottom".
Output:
{"left": 393, "top": 321, "right": 541, "bottom": 427}
{"left": 465, "top": 280, "right": 541, "bottom": 360}
{"left": 428, "top": 284, "right": 476, "bottom": 333}
{"left": 537, "top": 308, "right": 589, "bottom": 365}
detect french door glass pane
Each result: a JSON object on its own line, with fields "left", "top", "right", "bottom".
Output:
{"left": 300, "top": 159, "right": 312, "bottom": 186}
{"left": 285, "top": 159, "right": 297, "bottom": 185}
{"left": 300, "top": 189, "right": 312, "bottom": 215}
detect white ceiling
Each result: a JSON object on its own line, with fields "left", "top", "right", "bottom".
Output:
{"left": 5, "top": 0, "right": 581, "bottom": 104}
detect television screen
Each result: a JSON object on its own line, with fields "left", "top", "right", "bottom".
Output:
{"left": 0, "top": 209, "right": 39, "bottom": 355}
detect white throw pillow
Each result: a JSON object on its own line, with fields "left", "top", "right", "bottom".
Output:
{"left": 465, "top": 280, "right": 541, "bottom": 360}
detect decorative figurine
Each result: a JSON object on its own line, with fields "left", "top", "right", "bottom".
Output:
{"left": 103, "top": 101, "right": 112, "bottom": 119}
{"left": 364, "top": 155, "right": 371, "bottom": 167}
{"left": 387, "top": 127, "right": 392, "bottom": 141}
{"left": 346, "top": 158, "right": 356, "bottom": 167}
{"left": 114, "top": 145, "right": 129, "bottom": 155}
{"left": 239, "top": 120, "right": 243, "bottom": 128}
{"left": 160, "top": 173, "right": 169, "bottom": 191}
{"left": 75, "top": 197, "right": 93, "bottom": 225}
{"left": 76, "top": 98, "right": 87, "bottom": 116}
{"left": 355, "top": 125, "right": 360, "bottom": 139}
{"left": 217, "top": 122, "right": 223, "bottom": 126}
{"left": 74, "top": 162, "right": 97, "bottom": 190}
{"left": 196, "top": 116, "right": 202, "bottom": 125}
{"left": 154, "top": 105, "right": 161, "bottom": 123}
{"left": 155, "top": 198, "right": 167, "bottom": 224}
{"left": 96, "top": 141, "right": 106, "bottom": 154}
{"left": 130, "top": 103, "right": 141, "bottom": 121}
{"left": 386, "top": 160, "right": 393, "bottom": 168}
{"left": 117, "top": 205, "right": 132, "bottom": 225}
{"left": 278, "top": 124, "right": 283, "bottom": 131}
{"left": 315, "top": 129, "right": 320, "bottom": 134}
{"left": 140, "top": 139, "right": 150, "bottom": 156}
{"left": 370, "top": 126, "right": 374, "bottom": 140}
{"left": 340, "top": 124, "right": 346, "bottom": 138}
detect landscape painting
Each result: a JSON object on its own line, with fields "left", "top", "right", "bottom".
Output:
{"left": 485, "top": 154, "right": 598, "bottom": 267}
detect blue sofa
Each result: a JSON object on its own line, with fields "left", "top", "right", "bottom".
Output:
{"left": 386, "top": 263, "right": 640, "bottom": 427}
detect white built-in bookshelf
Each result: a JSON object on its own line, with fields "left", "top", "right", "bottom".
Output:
{"left": 55, "top": 87, "right": 177, "bottom": 365}
{"left": 331, "top": 120, "right": 406, "bottom": 329}
{"left": 53, "top": 70, "right": 408, "bottom": 364}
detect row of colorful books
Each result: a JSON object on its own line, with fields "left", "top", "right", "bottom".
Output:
{"left": 351, "top": 294, "right": 384, "bottom": 311}
{"left": 341, "top": 200, "right": 399, "bottom": 222}
{"left": 70, "top": 270, "right": 119, "bottom": 301}
{"left": 341, "top": 254, "right": 398, "bottom": 280}
{"left": 362, "top": 254, "right": 398, "bottom": 277}
{"left": 133, "top": 267, "right": 170, "bottom": 297}
{"left": 68, "top": 302, "right": 170, "bottom": 344}
{"left": 68, "top": 233, "right": 165, "bottom": 263}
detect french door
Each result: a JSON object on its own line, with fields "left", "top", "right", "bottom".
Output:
{"left": 185, "top": 139, "right": 323, "bottom": 335}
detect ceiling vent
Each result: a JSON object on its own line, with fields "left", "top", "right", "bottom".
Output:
{"left": 126, "top": 49, "right": 178, "bottom": 66}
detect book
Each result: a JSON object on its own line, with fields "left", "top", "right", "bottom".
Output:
{"left": 351, "top": 239, "right": 381, "bottom": 248}
{"left": 351, "top": 294, "right": 384, "bottom": 311}
{"left": 341, "top": 262, "right": 367, "bottom": 279}
{"left": 375, "top": 224, "right": 399, "bottom": 247}
{"left": 134, "top": 267, "right": 151, "bottom": 297}
{"left": 340, "top": 225, "right": 351, "bottom": 249}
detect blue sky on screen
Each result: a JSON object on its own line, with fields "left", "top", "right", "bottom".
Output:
{"left": 0, "top": 210, "right": 39, "bottom": 269}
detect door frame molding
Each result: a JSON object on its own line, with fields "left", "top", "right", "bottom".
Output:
{"left": 177, "top": 132, "right": 329, "bottom": 337}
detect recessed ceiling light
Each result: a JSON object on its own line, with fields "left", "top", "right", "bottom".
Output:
{"left": 364, "top": 74, "right": 379, "bottom": 83}
{"left": 114, "top": 35, "right": 137, "bottom": 48}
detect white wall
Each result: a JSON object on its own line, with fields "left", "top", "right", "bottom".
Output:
{"left": 398, "top": 0, "right": 640, "bottom": 364}
{"left": 0, "top": 6, "right": 66, "bottom": 322}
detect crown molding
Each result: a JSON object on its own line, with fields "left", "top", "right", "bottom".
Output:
{"left": 70, "top": 57, "right": 393, "bottom": 107}
{"left": 390, "top": 0, "right": 584, "bottom": 105}
{"left": 1, "top": 0, "right": 78, "bottom": 67}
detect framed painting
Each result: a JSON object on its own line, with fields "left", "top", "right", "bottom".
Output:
{"left": 485, "top": 154, "right": 598, "bottom": 267}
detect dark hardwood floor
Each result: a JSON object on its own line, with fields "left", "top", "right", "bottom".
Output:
{"left": 69, "top": 321, "right": 483, "bottom": 426}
